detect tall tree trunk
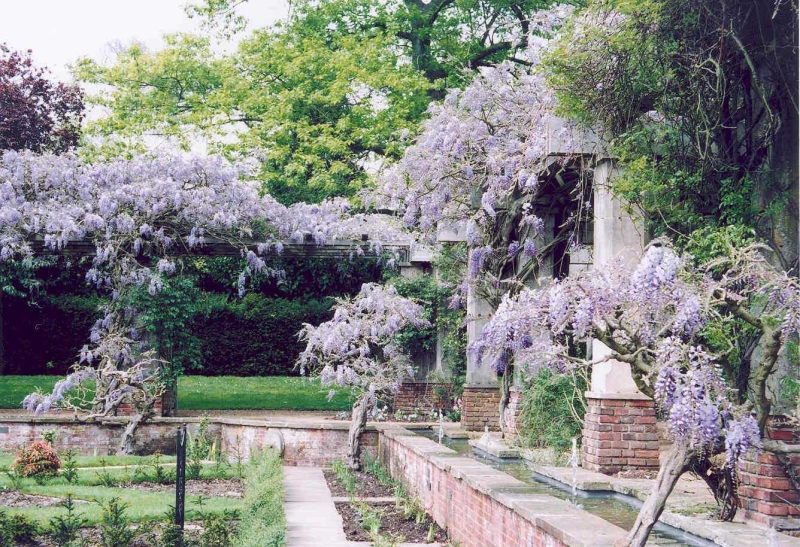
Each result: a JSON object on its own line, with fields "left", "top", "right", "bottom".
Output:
{"left": 347, "top": 396, "right": 370, "bottom": 470}
{"left": 617, "top": 442, "right": 694, "bottom": 547}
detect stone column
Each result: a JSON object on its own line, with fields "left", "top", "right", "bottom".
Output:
{"left": 582, "top": 159, "right": 660, "bottom": 472}
{"left": 462, "top": 282, "right": 501, "bottom": 431}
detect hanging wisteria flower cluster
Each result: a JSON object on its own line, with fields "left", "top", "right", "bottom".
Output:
{"left": 0, "top": 150, "right": 410, "bottom": 290}
{"left": 297, "top": 282, "right": 429, "bottom": 401}
{"left": 472, "top": 242, "right": 799, "bottom": 465}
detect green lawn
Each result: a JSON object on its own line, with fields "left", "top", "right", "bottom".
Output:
{"left": 0, "top": 375, "right": 353, "bottom": 411}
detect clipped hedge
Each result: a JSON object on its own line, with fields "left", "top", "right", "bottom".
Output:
{"left": 191, "top": 295, "right": 334, "bottom": 376}
{"left": 3, "top": 294, "right": 105, "bottom": 375}
{"left": 238, "top": 450, "right": 285, "bottom": 547}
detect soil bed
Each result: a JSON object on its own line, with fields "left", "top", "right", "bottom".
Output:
{"left": 323, "top": 469, "right": 394, "bottom": 498}
{"left": 0, "top": 490, "right": 68, "bottom": 508}
{"left": 126, "top": 477, "right": 244, "bottom": 498}
{"left": 335, "top": 501, "right": 446, "bottom": 543}
{"left": 12, "top": 522, "right": 206, "bottom": 547}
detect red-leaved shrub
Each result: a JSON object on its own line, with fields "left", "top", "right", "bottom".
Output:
{"left": 13, "top": 440, "right": 61, "bottom": 480}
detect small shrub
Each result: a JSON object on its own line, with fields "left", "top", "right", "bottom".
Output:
{"left": 159, "top": 524, "right": 184, "bottom": 547}
{"left": 517, "top": 367, "right": 586, "bottom": 452}
{"left": 94, "top": 459, "right": 118, "bottom": 488}
{"left": 98, "top": 497, "right": 135, "bottom": 547}
{"left": 0, "top": 465, "right": 23, "bottom": 490}
{"left": 13, "top": 439, "right": 61, "bottom": 483}
{"left": 0, "top": 511, "right": 38, "bottom": 546}
{"left": 150, "top": 452, "right": 174, "bottom": 484}
{"left": 49, "top": 494, "right": 87, "bottom": 547}
{"left": 61, "top": 450, "right": 79, "bottom": 484}
{"left": 201, "top": 513, "right": 237, "bottom": 547}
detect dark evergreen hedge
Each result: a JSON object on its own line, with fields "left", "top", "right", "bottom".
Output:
{"left": 191, "top": 295, "right": 333, "bottom": 376}
{"left": 3, "top": 293, "right": 334, "bottom": 377}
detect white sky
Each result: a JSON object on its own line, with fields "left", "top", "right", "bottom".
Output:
{"left": 0, "top": 0, "right": 289, "bottom": 81}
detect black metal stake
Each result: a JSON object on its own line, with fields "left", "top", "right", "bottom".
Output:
{"left": 175, "top": 424, "right": 187, "bottom": 543}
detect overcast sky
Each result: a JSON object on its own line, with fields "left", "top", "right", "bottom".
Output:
{"left": 0, "top": 0, "right": 288, "bottom": 81}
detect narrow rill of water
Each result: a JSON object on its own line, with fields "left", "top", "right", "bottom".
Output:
{"left": 417, "top": 432, "right": 719, "bottom": 547}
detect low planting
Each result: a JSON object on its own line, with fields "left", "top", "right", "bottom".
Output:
{"left": 237, "top": 450, "right": 285, "bottom": 547}
{"left": 326, "top": 456, "right": 445, "bottom": 544}
{"left": 0, "top": 441, "right": 285, "bottom": 546}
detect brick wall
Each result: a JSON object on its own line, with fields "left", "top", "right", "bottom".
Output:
{"left": 393, "top": 382, "right": 453, "bottom": 413}
{"left": 378, "top": 427, "right": 628, "bottom": 547}
{"left": 216, "top": 421, "right": 378, "bottom": 466}
{"left": 0, "top": 418, "right": 186, "bottom": 456}
{"left": 462, "top": 386, "right": 501, "bottom": 432}
{"left": 739, "top": 418, "right": 799, "bottom": 529}
{"left": 0, "top": 417, "right": 375, "bottom": 466}
{"left": 502, "top": 388, "right": 523, "bottom": 438}
{"left": 582, "top": 393, "right": 660, "bottom": 474}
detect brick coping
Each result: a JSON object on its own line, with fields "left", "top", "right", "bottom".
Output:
{"left": 533, "top": 465, "right": 800, "bottom": 547}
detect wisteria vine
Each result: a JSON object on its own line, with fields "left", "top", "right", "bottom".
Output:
{"left": 472, "top": 242, "right": 799, "bottom": 465}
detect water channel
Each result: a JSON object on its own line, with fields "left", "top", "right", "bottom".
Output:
{"left": 416, "top": 430, "right": 719, "bottom": 547}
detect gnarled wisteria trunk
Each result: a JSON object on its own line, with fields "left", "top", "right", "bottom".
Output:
{"left": 619, "top": 442, "right": 693, "bottom": 547}
{"left": 347, "top": 396, "right": 370, "bottom": 470}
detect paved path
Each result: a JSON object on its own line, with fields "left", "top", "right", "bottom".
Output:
{"left": 283, "top": 466, "right": 441, "bottom": 547}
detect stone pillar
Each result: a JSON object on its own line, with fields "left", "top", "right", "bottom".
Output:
{"left": 582, "top": 159, "right": 659, "bottom": 472}
{"left": 462, "top": 280, "right": 500, "bottom": 431}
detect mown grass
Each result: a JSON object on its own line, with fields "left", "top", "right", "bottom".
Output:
{"left": 0, "top": 375, "right": 354, "bottom": 411}
{"left": 0, "top": 453, "right": 176, "bottom": 469}
{"left": 2, "top": 485, "right": 245, "bottom": 526}
{"left": 0, "top": 375, "right": 62, "bottom": 410}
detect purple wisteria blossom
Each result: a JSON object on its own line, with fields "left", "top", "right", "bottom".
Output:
{"left": 472, "top": 243, "right": 798, "bottom": 469}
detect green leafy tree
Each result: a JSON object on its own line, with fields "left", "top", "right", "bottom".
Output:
{"left": 76, "top": 0, "right": 574, "bottom": 203}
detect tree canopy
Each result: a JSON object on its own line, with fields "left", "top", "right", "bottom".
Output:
{"left": 0, "top": 44, "right": 84, "bottom": 153}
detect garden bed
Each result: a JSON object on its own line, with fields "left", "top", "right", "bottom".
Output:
{"left": 323, "top": 469, "right": 394, "bottom": 498}
{"left": 0, "top": 447, "right": 284, "bottom": 547}
{"left": 335, "top": 501, "right": 447, "bottom": 543}
{"left": 324, "top": 459, "right": 447, "bottom": 544}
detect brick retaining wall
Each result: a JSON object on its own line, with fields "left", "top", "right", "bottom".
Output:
{"left": 378, "top": 427, "right": 628, "bottom": 547}
{"left": 0, "top": 417, "right": 186, "bottom": 456}
{"left": 393, "top": 382, "right": 453, "bottom": 413}
{"left": 0, "top": 417, "right": 376, "bottom": 466}
{"left": 216, "top": 420, "right": 378, "bottom": 466}
{"left": 582, "top": 392, "right": 660, "bottom": 473}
